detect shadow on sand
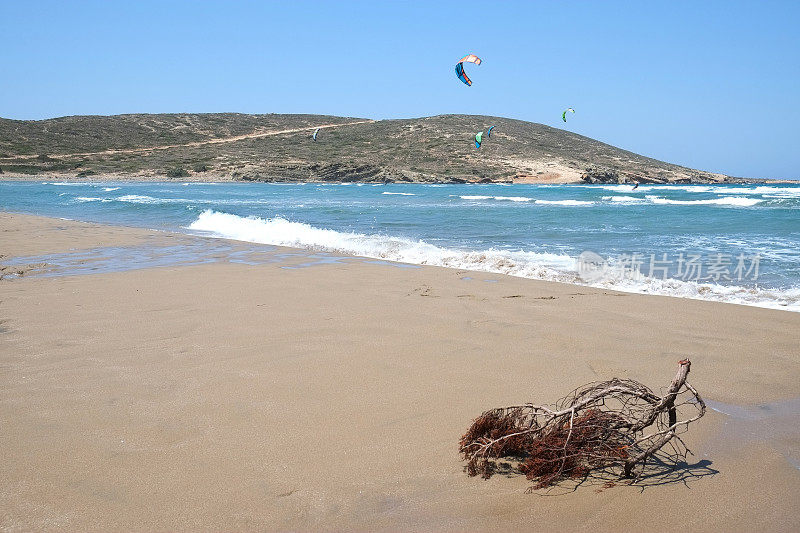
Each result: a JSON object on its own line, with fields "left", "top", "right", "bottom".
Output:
{"left": 485, "top": 449, "right": 719, "bottom": 496}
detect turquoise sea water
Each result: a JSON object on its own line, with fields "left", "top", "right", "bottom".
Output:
{"left": 2, "top": 180, "right": 799, "bottom": 310}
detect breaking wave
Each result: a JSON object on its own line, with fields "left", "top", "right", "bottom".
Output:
{"left": 599, "top": 195, "right": 764, "bottom": 207}
{"left": 457, "top": 195, "right": 594, "bottom": 205}
{"left": 187, "top": 210, "right": 800, "bottom": 311}
{"left": 458, "top": 195, "right": 532, "bottom": 201}
{"left": 188, "top": 210, "right": 576, "bottom": 276}
{"left": 711, "top": 186, "right": 800, "bottom": 197}
{"left": 75, "top": 196, "right": 113, "bottom": 203}
{"left": 646, "top": 196, "right": 762, "bottom": 207}
{"left": 117, "top": 194, "right": 163, "bottom": 204}
{"left": 602, "top": 195, "right": 647, "bottom": 203}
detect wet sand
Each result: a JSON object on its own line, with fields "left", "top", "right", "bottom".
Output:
{"left": 1, "top": 212, "right": 799, "bottom": 531}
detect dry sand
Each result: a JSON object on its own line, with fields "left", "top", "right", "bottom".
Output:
{"left": 1, "top": 212, "right": 799, "bottom": 531}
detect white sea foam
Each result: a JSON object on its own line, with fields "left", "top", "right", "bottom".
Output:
{"left": 457, "top": 195, "right": 592, "bottom": 205}
{"left": 44, "top": 182, "right": 90, "bottom": 186}
{"left": 580, "top": 184, "right": 642, "bottom": 192}
{"left": 599, "top": 195, "right": 763, "bottom": 207}
{"left": 602, "top": 195, "right": 646, "bottom": 203}
{"left": 753, "top": 186, "right": 800, "bottom": 196}
{"left": 187, "top": 210, "right": 800, "bottom": 312}
{"left": 117, "top": 194, "right": 161, "bottom": 204}
{"left": 587, "top": 272, "right": 800, "bottom": 312}
{"left": 637, "top": 185, "right": 713, "bottom": 193}
{"left": 592, "top": 185, "right": 800, "bottom": 198}
{"left": 583, "top": 185, "right": 716, "bottom": 193}
{"left": 382, "top": 192, "right": 416, "bottom": 196}
{"left": 501, "top": 196, "right": 535, "bottom": 202}
{"left": 646, "top": 196, "right": 762, "bottom": 207}
{"left": 75, "top": 196, "right": 112, "bottom": 203}
{"left": 763, "top": 194, "right": 800, "bottom": 202}
{"left": 188, "top": 209, "right": 575, "bottom": 276}
{"left": 458, "top": 195, "right": 532, "bottom": 201}
{"left": 103, "top": 187, "right": 120, "bottom": 191}
{"left": 710, "top": 186, "right": 800, "bottom": 197}
{"left": 661, "top": 185, "right": 713, "bottom": 192}
{"left": 110, "top": 195, "right": 302, "bottom": 207}
{"left": 459, "top": 195, "right": 494, "bottom": 200}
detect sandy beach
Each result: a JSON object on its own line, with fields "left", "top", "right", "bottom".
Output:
{"left": 1, "top": 212, "right": 799, "bottom": 531}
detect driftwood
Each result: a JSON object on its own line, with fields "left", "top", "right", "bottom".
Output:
{"left": 459, "top": 360, "right": 705, "bottom": 490}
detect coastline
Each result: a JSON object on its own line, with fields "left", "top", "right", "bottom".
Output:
{"left": 4, "top": 180, "right": 797, "bottom": 313}
{"left": 1, "top": 174, "right": 796, "bottom": 185}
{"left": 2, "top": 212, "right": 799, "bottom": 530}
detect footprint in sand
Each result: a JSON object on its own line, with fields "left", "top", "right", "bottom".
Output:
{"left": 409, "top": 285, "right": 436, "bottom": 297}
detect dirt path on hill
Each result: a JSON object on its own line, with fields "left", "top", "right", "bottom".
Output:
{"left": 0, "top": 120, "right": 374, "bottom": 160}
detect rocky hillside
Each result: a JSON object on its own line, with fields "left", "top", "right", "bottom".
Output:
{"left": 0, "top": 113, "right": 737, "bottom": 183}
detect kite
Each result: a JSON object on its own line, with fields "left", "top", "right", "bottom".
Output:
{"left": 312, "top": 128, "right": 320, "bottom": 141}
{"left": 475, "top": 131, "right": 483, "bottom": 149}
{"left": 456, "top": 54, "right": 482, "bottom": 86}
{"left": 486, "top": 125, "right": 495, "bottom": 138}
{"left": 562, "top": 108, "right": 575, "bottom": 122}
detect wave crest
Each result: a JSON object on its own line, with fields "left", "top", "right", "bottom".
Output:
{"left": 187, "top": 210, "right": 799, "bottom": 311}
{"left": 646, "top": 196, "right": 762, "bottom": 206}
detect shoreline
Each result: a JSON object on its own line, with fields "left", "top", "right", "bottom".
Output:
{"left": 2, "top": 213, "right": 800, "bottom": 530}
{"left": 3, "top": 201, "right": 798, "bottom": 314}
{"left": 1, "top": 174, "right": 797, "bottom": 185}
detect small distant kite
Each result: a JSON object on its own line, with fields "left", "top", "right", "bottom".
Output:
{"left": 312, "top": 128, "right": 320, "bottom": 141}
{"left": 475, "top": 131, "right": 483, "bottom": 149}
{"left": 486, "top": 125, "right": 495, "bottom": 138}
{"left": 562, "top": 108, "right": 575, "bottom": 122}
{"left": 456, "top": 54, "right": 482, "bottom": 86}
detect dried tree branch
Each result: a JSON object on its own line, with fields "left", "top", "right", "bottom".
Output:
{"left": 460, "top": 360, "right": 704, "bottom": 490}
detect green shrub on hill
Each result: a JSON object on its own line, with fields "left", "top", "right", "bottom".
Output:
{"left": 166, "top": 167, "right": 190, "bottom": 178}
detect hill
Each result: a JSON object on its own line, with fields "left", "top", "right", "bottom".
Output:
{"left": 0, "top": 113, "right": 741, "bottom": 183}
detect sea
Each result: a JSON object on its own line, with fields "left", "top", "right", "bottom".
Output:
{"left": 2, "top": 180, "right": 799, "bottom": 311}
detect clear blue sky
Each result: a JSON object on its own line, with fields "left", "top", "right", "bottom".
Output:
{"left": 2, "top": 1, "right": 799, "bottom": 179}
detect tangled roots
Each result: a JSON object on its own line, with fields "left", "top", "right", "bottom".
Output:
{"left": 460, "top": 360, "right": 705, "bottom": 490}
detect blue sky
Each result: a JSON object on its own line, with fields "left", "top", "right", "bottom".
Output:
{"left": 2, "top": 1, "right": 798, "bottom": 179}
